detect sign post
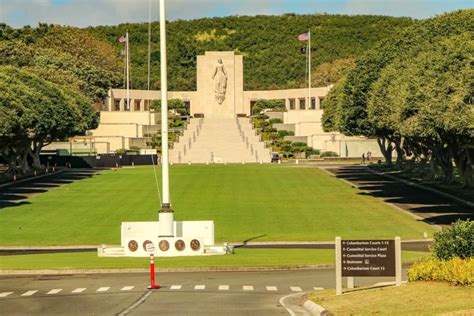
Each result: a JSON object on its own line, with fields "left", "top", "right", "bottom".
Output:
{"left": 335, "top": 236, "right": 342, "bottom": 295}
{"left": 335, "top": 237, "right": 401, "bottom": 295}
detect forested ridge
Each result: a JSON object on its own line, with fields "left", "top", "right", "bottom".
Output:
{"left": 86, "top": 14, "right": 414, "bottom": 91}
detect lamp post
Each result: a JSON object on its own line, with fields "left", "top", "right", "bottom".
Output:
{"left": 158, "top": 0, "right": 174, "bottom": 237}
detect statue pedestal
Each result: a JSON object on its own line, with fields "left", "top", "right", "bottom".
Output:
{"left": 99, "top": 220, "right": 230, "bottom": 257}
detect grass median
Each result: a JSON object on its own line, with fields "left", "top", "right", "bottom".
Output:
{"left": 0, "top": 249, "right": 429, "bottom": 270}
{"left": 308, "top": 281, "right": 474, "bottom": 315}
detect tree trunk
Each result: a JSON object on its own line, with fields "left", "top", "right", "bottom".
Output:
{"left": 451, "top": 144, "right": 473, "bottom": 188}
{"left": 18, "top": 151, "right": 31, "bottom": 174}
{"left": 433, "top": 146, "right": 454, "bottom": 184}
{"left": 377, "top": 137, "right": 393, "bottom": 166}
{"left": 393, "top": 136, "right": 405, "bottom": 167}
{"left": 28, "top": 142, "right": 43, "bottom": 169}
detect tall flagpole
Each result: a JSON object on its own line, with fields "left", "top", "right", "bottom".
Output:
{"left": 308, "top": 30, "right": 311, "bottom": 109}
{"left": 126, "top": 31, "right": 130, "bottom": 111}
{"left": 158, "top": 0, "right": 174, "bottom": 237}
{"left": 147, "top": 0, "right": 152, "bottom": 91}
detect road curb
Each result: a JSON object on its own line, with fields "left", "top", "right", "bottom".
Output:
{"left": 0, "top": 265, "right": 335, "bottom": 275}
{"left": 303, "top": 300, "right": 330, "bottom": 315}
{"left": 367, "top": 167, "right": 474, "bottom": 209}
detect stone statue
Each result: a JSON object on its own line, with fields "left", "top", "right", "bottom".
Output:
{"left": 212, "top": 58, "right": 227, "bottom": 104}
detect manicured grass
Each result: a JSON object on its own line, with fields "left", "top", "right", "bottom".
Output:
{"left": 0, "top": 250, "right": 429, "bottom": 270}
{"left": 308, "top": 281, "right": 474, "bottom": 315}
{"left": 0, "top": 165, "right": 436, "bottom": 246}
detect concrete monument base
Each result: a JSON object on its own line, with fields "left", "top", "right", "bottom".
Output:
{"left": 98, "top": 220, "right": 231, "bottom": 257}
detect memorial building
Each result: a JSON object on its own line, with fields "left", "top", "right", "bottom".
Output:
{"left": 87, "top": 51, "right": 381, "bottom": 161}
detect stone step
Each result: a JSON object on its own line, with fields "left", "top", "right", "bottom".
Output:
{"left": 169, "top": 117, "right": 271, "bottom": 163}
{"left": 97, "top": 245, "right": 125, "bottom": 257}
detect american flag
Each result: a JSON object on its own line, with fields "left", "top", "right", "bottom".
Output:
{"left": 297, "top": 32, "right": 309, "bottom": 41}
{"left": 118, "top": 35, "right": 127, "bottom": 43}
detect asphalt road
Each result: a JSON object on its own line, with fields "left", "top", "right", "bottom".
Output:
{"left": 0, "top": 269, "right": 408, "bottom": 315}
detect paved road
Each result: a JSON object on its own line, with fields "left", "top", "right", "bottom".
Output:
{"left": 323, "top": 165, "right": 473, "bottom": 227}
{"left": 0, "top": 270, "right": 408, "bottom": 315}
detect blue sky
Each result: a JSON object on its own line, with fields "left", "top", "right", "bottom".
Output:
{"left": 0, "top": 0, "right": 472, "bottom": 28}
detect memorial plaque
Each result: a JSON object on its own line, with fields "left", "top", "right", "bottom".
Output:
{"left": 190, "top": 239, "right": 201, "bottom": 251}
{"left": 128, "top": 240, "right": 138, "bottom": 252}
{"left": 175, "top": 239, "right": 185, "bottom": 251}
{"left": 159, "top": 240, "right": 170, "bottom": 251}
{"left": 341, "top": 240, "right": 395, "bottom": 277}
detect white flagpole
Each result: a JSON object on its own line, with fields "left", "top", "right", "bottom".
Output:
{"left": 147, "top": 0, "right": 152, "bottom": 91}
{"left": 308, "top": 30, "right": 311, "bottom": 110}
{"left": 158, "top": 0, "right": 174, "bottom": 237}
{"left": 126, "top": 31, "right": 130, "bottom": 111}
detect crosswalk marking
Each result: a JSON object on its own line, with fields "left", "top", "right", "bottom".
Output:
{"left": 121, "top": 286, "right": 134, "bottom": 291}
{"left": 0, "top": 292, "right": 13, "bottom": 298}
{"left": 71, "top": 288, "right": 86, "bottom": 293}
{"left": 7, "top": 284, "right": 317, "bottom": 296}
{"left": 47, "top": 289, "right": 62, "bottom": 295}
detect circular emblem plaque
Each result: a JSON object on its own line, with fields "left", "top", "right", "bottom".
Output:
{"left": 190, "top": 239, "right": 201, "bottom": 251}
{"left": 158, "top": 240, "right": 170, "bottom": 251}
{"left": 128, "top": 240, "right": 138, "bottom": 252}
{"left": 143, "top": 240, "right": 153, "bottom": 251}
{"left": 175, "top": 239, "right": 185, "bottom": 251}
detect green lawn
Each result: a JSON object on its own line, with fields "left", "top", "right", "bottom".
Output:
{"left": 0, "top": 165, "right": 435, "bottom": 246}
{"left": 0, "top": 250, "right": 429, "bottom": 270}
{"left": 308, "top": 282, "right": 474, "bottom": 315}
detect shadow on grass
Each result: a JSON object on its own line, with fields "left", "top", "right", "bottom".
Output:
{"left": 234, "top": 234, "right": 267, "bottom": 248}
{"left": 328, "top": 165, "right": 474, "bottom": 227}
{"left": 0, "top": 169, "right": 100, "bottom": 210}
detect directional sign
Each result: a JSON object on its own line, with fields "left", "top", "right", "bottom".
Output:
{"left": 341, "top": 240, "right": 395, "bottom": 277}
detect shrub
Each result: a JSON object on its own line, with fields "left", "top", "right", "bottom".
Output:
{"left": 269, "top": 118, "right": 283, "bottom": 124}
{"left": 278, "top": 130, "right": 294, "bottom": 137}
{"left": 433, "top": 219, "right": 473, "bottom": 260}
{"left": 408, "top": 257, "right": 473, "bottom": 286}
{"left": 320, "top": 151, "right": 339, "bottom": 157}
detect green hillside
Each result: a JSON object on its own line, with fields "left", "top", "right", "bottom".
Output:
{"left": 87, "top": 14, "right": 414, "bottom": 91}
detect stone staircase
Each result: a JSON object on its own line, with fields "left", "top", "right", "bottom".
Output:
{"left": 169, "top": 117, "right": 271, "bottom": 164}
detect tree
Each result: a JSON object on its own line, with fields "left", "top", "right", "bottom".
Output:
{"left": 0, "top": 66, "right": 98, "bottom": 172}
